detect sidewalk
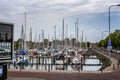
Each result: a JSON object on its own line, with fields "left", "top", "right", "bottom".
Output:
{"left": 94, "top": 49, "right": 119, "bottom": 72}
{"left": 7, "top": 69, "right": 120, "bottom": 80}
{"left": 8, "top": 78, "right": 45, "bottom": 80}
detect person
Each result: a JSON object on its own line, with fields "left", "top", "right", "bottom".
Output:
{"left": 68, "top": 58, "right": 71, "bottom": 64}
{"left": 14, "top": 58, "right": 18, "bottom": 69}
{"left": 17, "top": 57, "right": 24, "bottom": 71}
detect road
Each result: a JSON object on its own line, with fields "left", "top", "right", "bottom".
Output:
{"left": 7, "top": 69, "right": 120, "bottom": 80}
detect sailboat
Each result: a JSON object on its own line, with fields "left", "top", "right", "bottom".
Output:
{"left": 16, "top": 12, "right": 29, "bottom": 65}
{"left": 16, "top": 25, "right": 29, "bottom": 65}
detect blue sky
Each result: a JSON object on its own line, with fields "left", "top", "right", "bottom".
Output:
{"left": 0, "top": 0, "right": 120, "bottom": 42}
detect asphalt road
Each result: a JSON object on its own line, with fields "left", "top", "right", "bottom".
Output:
{"left": 7, "top": 69, "right": 120, "bottom": 80}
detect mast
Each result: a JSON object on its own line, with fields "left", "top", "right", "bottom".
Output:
{"left": 21, "top": 25, "right": 24, "bottom": 50}
{"left": 24, "top": 11, "right": 26, "bottom": 50}
{"left": 70, "top": 34, "right": 72, "bottom": 48}
{"left": 35, "top": 30, "right": 37, "bottom": 48}
{"left": 62, "top": 19, "right": 64, "bottom": 49}
{"left": 85, "top": 36, "right": 87, "bottom": 49}
{"left": 52, "top": 36, "right": 54, "bottom": 49}
{"left": 39, "top": 34, "right": 40, "bottom": 48}
{"left": 59, "top": 29, "right": 61, "bottom": 48}
{"left": 54, "top": 25, "right": 57, "bottom": 48}
{"left": 75, "top": 22, "right": 77, "bottom": 48}
{"left": 76, "top": 18, "right": 79, "bottom": 43}
{"left": 76, "top": 18, "right": 79, "bottom": 49}
{"left": 65, "top": 24, "right": 68, "bottom": 48}
{"left": 41, "top": 29, "right": 44, "bottom": 48}
{"left": 48, "top": 34, "right": 49, "bottom": 48}
{"left": 30, "top": 27, "right": 32, "bottom": 49}
{"left": 80, "top": 34, "right": 81, "bottom": 48}
{"left": 82, "top": 30, "right": 83, "bottom": 48}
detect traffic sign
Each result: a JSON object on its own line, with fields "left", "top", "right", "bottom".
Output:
{"left": 108, "top": 39, "right": 112, "bottom": 46}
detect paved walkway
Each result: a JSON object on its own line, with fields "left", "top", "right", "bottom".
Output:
{"left": 94, "top": 49, "right": 119, "bottom": 72}
{"left": 7, "top": 69, "right": 120, "bottom": 80}
{"left": 7, "top": 78, "right": 45, "bottom": 80}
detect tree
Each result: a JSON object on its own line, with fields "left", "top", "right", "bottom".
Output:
{"left": 98, "top": 29, "right": 120, "bottom": 49}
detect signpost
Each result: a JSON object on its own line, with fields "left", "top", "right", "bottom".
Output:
{"left": 108, "top": 40, "right": 112, "bottom": 51}
{"left": 108, "top": 39, "right": 112, "bottom": 57}
{"left": 0, "top": 22, "right": 14, "bottom": 80}
{"left": 108, "top": 39, "right": 111, "bottom": 46}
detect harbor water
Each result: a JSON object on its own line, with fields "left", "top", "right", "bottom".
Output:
{"left": 9, "top": 56, "right": 102, "bottom": 71}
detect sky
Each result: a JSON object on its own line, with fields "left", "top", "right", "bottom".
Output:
{"left": 0, "top": 0, "right": 120, "bottom": 42}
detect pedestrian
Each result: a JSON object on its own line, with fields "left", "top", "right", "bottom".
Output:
{"left": 14, "top": 58, "right": 18, "bottom": 69}
{"left": 17, "top": 57, "right": 23, "bottom": 71}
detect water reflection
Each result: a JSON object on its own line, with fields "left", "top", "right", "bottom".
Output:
{"left": 9, "top": 58, "right": 102, "bottom": 71}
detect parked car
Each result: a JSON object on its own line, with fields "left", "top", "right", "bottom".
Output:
{"left": 116, "top": 50, "right": 120, "bottom": 54}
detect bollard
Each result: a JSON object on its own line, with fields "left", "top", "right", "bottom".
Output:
{"left": 51, "top": 57, "right": 53, "bottom": 70}
{"left": 48, "top": 64, "right": 50, "bottom": 72}
{"left": 45, "top": 57, "right": 47, "bottom": 70}
{"left": 19, "top": 64, "right": 22, "bottom": 72}
{"left": 117, "top": 61, "right": 119, "bottom": 68}
{"left": 113, "top": 64, "right": 115, "bottom": 70}
{"left": 78, "top": 64, "right": 80, "bottom": 73}
{"left": 100, "top": 68, "right": 103, "bottom": 73}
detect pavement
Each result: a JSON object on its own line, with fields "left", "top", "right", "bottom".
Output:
{"left": 94, "top": 49, "right": 119, "bottom": 71}
{"left": 7, "top": 78, "right": 45, "bottom": 80}
{"left": 7, "top": 69, "right": 120, "bottom": 80}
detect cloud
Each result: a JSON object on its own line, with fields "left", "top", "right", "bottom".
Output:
{"left": 0, "top": 0, "right": 120, "bottom": 42}
{"left": 0, "top": 15, "right": 7, "bottom": 19}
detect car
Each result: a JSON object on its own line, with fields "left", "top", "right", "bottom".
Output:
{"left": 112, "top": 49, "right": 117, "bottom": 53}
{"left": 116, "top": 50, "right": 120, "bottom": 54}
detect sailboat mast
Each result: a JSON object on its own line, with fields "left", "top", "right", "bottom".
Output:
{"left": 62, "top": 19, "right": 64, "bottom": 49}
{"left": 41, "top": 29, "right": 44, "bottom": 48}
{"left": 85, "top": 36, "right": 87, "bottom": 49}
{"left": 48, "top": 34, "right": 49, "bottom": 48}
{"left": 65, "top": 24, "right": 68, "bottom": 48}
{"left": 21, "top": 25, "right": 24, "bottom": 50}
{"left": 82, "top": 30, "right": 83, "bottom": 48}
{"left": 76, "top": 18, "right": 79, "bottom": 49}
{"left": 54, "top": 25, "right": 57, "bottom": 48}
{"left": 24, "top": 11, "right": 26, "bottom": 50}
{"left": 30, "top": 27, "right": 32, "bottom": 49}
{"left": 59, "top": 29, "right": 61, "bottom": 48}
{"left": 39, "top": 34, "right": 40, "bottom": 48}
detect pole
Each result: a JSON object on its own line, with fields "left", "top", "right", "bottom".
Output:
{"left": 54, "top": 25, "right": 56, "bottom": 48}
{"left": 24, "top": 11, "right": 26, "bottom": 50}
{"left": 108, "top": 4, "right": 120, "bottom": 40}
{"left": 108, "top": 4, "right": 120, "bottom": 55}
{"left": 62, "top": 19, "right": 64, "bottom": 49}
{"left": 108, "top": 6, "right": 111, "bottom": 41}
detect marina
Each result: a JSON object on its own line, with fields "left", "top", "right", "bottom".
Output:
{"left": 1, "top": 1, "right": 120, "bottom": 80}
{"left": 9, "top": 50, "right": 102, "bottom": 71}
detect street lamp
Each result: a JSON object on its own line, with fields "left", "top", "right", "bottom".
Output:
{"left": 108, "top": 4, "right": 120, "bottom": 50}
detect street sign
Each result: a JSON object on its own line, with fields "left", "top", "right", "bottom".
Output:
{"left": 19, "top": 50, "right": 26, "bottom": 55}
{"left": 108, "top": 39, "right": 112, "bottom": 46}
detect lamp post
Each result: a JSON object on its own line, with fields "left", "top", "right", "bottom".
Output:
{"left": 108, "top": 4, "right": 120, "bottom": 51}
